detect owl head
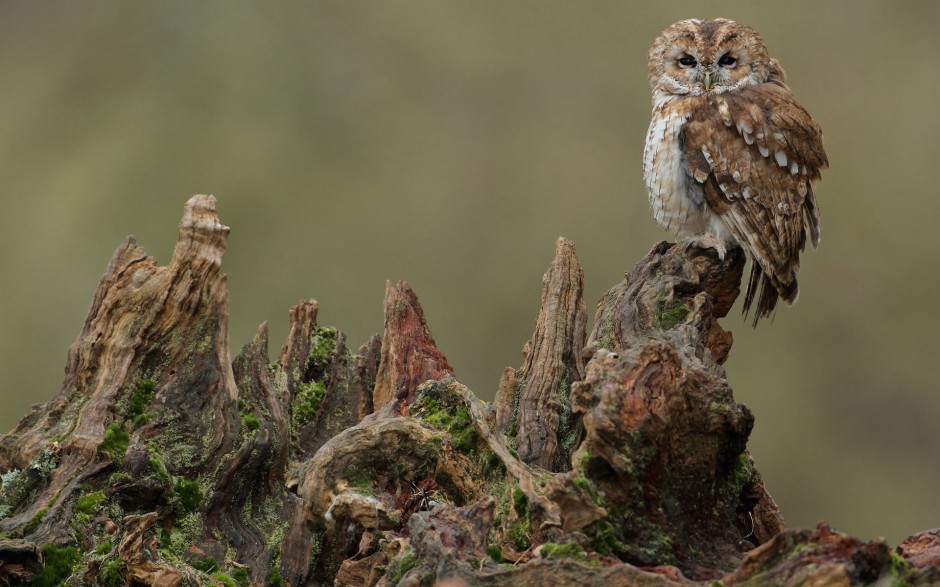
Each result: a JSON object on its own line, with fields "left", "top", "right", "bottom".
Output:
{"left": 647, "top": 19, "right": 776, "bottom": 97}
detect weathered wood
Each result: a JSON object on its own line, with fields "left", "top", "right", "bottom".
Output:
{"left": 494, "top": 237, "right": 587, "bottom": 472}
{"left": 587, "top": 240, "right": 745, "bottom": 369}
{"left": 372, "top": 280, "right": 454, "bottom": 413}
{"left": 1, "top": 196, "right": 938, "bottom": 586}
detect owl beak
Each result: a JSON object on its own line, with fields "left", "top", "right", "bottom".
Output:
{"left": 703, "top": 71, "right": 713, "bottom": 91}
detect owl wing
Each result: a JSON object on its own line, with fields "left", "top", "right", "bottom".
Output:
{"left": 681, "top": 81, "right": 828, "bottom": 323}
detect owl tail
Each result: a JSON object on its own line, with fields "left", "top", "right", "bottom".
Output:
{"left": 742, "top": 262, "right": 799, "bottom": 327}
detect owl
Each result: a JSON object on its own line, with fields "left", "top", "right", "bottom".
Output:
{"left": 643, "top": 19, "right": 828, "bottom": 325}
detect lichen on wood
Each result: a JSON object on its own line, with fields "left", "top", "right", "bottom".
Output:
{"left": 0, "top": 195, "right": 937, "bottom": 586}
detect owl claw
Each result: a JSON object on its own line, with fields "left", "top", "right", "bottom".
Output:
{"left": 685, "top": 233, "right": 728, "bottom": 260}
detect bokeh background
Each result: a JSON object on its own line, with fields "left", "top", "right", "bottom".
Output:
{"left": 1, "top": 1, "right": 938, "bottom": 544}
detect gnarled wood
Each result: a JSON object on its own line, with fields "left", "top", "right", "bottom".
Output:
{"left": 1, "top": 197, "right": 938, "bottom": 587}
{"left": 372, "top": 280, "right": 454, "bottom": 413}
{"left": 494, "top": 237, "right": 587, "bottom": 472}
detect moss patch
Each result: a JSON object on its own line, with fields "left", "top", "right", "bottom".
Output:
{"left": 541, "top": 541, "right": 600, "bottom": 566}
{"left": 293, "top": 380, "right": 326, "bottom": 430}
{"left": 75, "top": 490, "right": 106, "bottom": 516}
{"left": 587, "top": 503, "right": 677, "bottom": 567}
{"left": 657, "top": 301, "right": 690, "bottom": 330}
{"left": 189, "top": 556, "right": 220, "bottom": 574}
{"left": 306, "top": 326, "right": 338, "bottom": 373}
{"left": 410, "top": 391, "right": 479, "bottom": 455}
{"left": 95, "top": 537, "right": 113, "bottom": 555}
{"left": 127, "top": 378, "right": 156, "bottom": 428}
{"left": 266, "top": 559, "right": 284, "bottom": 587}
{"left": 487, "top": 544, "right": 505, "bottom": 563}
{"left": 27, "top": 544, "right": 81, "bottom": 586}
{"left": 173, "top": 478, "right": 204, "bottom": 513}
{"left": 393, "top": 550, "right": 418, "bottom": 583}
{"left": 512, "top": 487, "right": 528, "bottom": 518}
{"left": 242, "top": 412, "right": 260, "bottom": 432}
{"left": 212, "top": 571, "right": 240, "bottom": 587}
{"left": 508, "top": 517, "right": 531, "bottom": 551}
{"left": 99, "top": 558, "right": 125, "bottom": 587}
{"left": 99, "top": 423, "right": 130, "bottom": 464}
{"left": 22, "top": 506, "right": 48, "bottom": 535}
{"left": 231, "top": 567, "right": 251, "bottom": 586}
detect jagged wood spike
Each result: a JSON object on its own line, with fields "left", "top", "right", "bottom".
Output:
{"left": 371, "top": 280, "right": 453, "bottom": 414}
{"left": 494, "top": 237, "right": 587, "bottom": 472}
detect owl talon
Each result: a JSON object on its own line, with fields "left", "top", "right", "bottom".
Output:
{"left": 685, "top": 234, "right": 728, "bottom": 260}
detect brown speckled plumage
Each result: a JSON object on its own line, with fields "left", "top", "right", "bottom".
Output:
{"left": 643, "top": 19, "right": 828, "bottom": 324}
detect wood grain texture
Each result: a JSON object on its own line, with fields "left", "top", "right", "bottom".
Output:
{"left": 0, "top": 197, "right": 935, "bottom": 587}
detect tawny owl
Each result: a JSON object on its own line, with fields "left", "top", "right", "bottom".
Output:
{"left": 643, "top": 19, "right": 828, "bottom": 325}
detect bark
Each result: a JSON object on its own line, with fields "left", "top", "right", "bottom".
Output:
{"left": 493, "top": 237, "right": 587, "bottom": 473}
{"left": 0, "top": 195, "right": 936, "bottom": 586}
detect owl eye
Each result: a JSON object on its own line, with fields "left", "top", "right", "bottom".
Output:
{"left": 718, "top": 54, "right": 737, "bottom": 67}
{"left": 678, "top": 56, "right": 697, "bottom": 67}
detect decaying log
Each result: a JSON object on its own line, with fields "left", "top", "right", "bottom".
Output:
{"left": 1, "top": 195, "right": 938, "bottom": 586}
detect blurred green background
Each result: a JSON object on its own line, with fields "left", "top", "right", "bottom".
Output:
{"left": 1, "top": 1, "right": 938, "bottom": 545}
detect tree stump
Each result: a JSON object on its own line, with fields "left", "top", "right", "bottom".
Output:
{"left": 1, "top": 195, "right": 937, "bottom": 586}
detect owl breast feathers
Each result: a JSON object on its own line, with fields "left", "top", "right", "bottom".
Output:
{"left": 643, "top": 18, "right": 828, "bottom": 325}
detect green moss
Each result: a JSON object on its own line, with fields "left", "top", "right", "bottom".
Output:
{"left": 108, "top": 471, "right": 133, "bottom": 485}
{"left": 888, "top": 551, "right": 913, "bottom": 587}
{"left": 148, "top": 452, "right": 171, "bottom": 483}
{"left": 540, "top": 541, "right": 600, "bottom": 566}
{"left": 95, "top": 537, "right": 113, "bottom": 555}
{"left": 162, "top": 511, "right": 202, "bottom": 557}
{"left": 293, "top": 380, "right": 326, "bottom": 429}
{"left": 242, "top": 412, "right": 260, "bottom": 432}
{"left": 99, "top": 423, "right": 130, "bottom": 464}
{"left": 22, "top": 507, "right": 48, "bottom": 535}
{"left": 173, "top": 478, "right": 203, "bottom": 513}
{"left": 27, "top": 544, "right": 80, "bottom": 586}
{"left": 344, "top": 468, "right": 375, "bottom": 496}
{"left": 487, "top": 544, "right": 504, "bottom": 563}
{"left": 728, "top": 453, "right": 756, "bottom": 499}
{"left": 393, "top": 550, "right": 418, "bottom": 583}
{"left": 541, "top": 541, "right": 584, "bottom": 559}
{"left": 230, "top": 567, "right": 251, "bottom": 586}
{"left": 411, "top": 394, "right": 479, "bottom": 454}
{"left": 587, "top": 501, "right": 676, "bottom": 566}
{"left": 266, "top": 560, "right": 284, "bottom": 587}
{"left": 99, "top": 558, "right": 125, "bottom": 587}
{"left": 451, "top": 406, "right": 478, "bottom": 452}
{"left": 572, "top": 476, "right": 602, "bottom": 506}
{"left": 231, "top": 567, "right": 250, "bottom": 586}
{"left": 306, "top": 326, "right": 338, "bottom": 373}
{"left": 657, "top": 301, "right": 690, "bottom": 330}
{"left": 589, "top": 519, "right": 627, "bottom": 556}
{"left": 512, "top": 487, "right": 528, "bottom": 518}
{"left": 75, "top": 490, "right": 106, "bottom": 516}
{"left": 508, "top": 517, "right": 531, "bottom": 551}
{"left": 127, "top": 379, "right": 156, "bottom": 429}
{"left": 189, "top": 556, "right": 220, "bottom": 574}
